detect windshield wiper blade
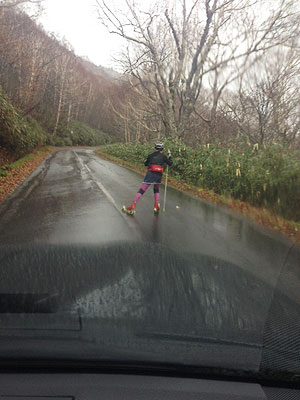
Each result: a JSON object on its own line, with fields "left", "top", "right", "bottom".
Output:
{"left": 136, "top": 331, "right": 262, "bottom": 349}
{"left": 0, "top": 359, "right": 299, "bottom": 388}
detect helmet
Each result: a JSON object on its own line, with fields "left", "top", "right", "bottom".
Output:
{"left": 155, "top": 142, "right": 164, "bottom": 150}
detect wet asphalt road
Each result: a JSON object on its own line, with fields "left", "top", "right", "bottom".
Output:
{"left": 0, "top": 148, "right": 297, "bottom": 284}
{"left": 0, "top": 148, "right": 300, "bottom": 372}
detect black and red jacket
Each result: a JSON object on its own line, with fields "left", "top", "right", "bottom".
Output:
{"left": 144, "top": 151, "right": 173, "bottom": 174}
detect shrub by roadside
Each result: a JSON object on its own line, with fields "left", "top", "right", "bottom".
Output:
{"left": 47, "top": 120, "right": 114, "bottom": 147}
{"left": 0, "top": 88, "right": 47, "bottom": 155}
{"left": 0, "top": 146, "right": 17, "bottom": 167}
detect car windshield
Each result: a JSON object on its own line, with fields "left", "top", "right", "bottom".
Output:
{"left": 0, "top": 0, "right": 299, "bottom": 385}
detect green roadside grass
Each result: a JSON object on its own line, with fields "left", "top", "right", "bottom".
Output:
{"left": 95, "top": 148, "right": 300, "bottom": 244}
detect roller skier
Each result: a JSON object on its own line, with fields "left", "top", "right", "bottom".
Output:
{"left": 122, "top": 142, "right": 172, "bottom": 215}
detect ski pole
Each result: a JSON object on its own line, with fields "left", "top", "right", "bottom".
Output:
{"left": 163, "top": 165, "right": 169, "bottom": 212}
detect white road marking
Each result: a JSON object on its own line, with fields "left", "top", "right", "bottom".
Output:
{"left": 74, "top": 151, "right": 85, "bottom": 169}
{"left": 85, "top": 164, "right": 92, "bottom": 173}
{"left": 73, "top": 150, "right": 125, "bottom": 218}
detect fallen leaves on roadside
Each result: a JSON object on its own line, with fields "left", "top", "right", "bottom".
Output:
{"left": 0, "top": 148, "right": 54, "bottom": 203}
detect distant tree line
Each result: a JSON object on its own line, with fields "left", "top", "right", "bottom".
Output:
{"left": 0, "top": 0, "right": 299, "bottom": 149}
{"left": 0, "top": 1, "right": 129, "bottom": 146}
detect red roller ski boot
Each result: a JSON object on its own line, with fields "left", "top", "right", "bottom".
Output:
{"left": 154, "top": 201, "right": 160, "bottom": 214}
{"left": 122, "top": 201, "right": 136, "bottom": 216}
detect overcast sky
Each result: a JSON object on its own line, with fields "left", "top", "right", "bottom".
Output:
{"left": 38, "top": 0, "right": 125, "bottom": 68}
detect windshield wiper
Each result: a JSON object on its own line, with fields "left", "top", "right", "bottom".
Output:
{"left": 136, "top": 331, "right": 261, "bottom": 349}
{"left": 0, "top": 359, "right": 299, "bottom": 389}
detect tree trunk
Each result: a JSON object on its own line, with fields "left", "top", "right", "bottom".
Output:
{"left": 53, "top": 79, "right": 64, "bottom": 136}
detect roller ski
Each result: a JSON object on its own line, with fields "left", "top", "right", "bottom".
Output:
{"left": 122, "top": 202, "right": 136, "bottom": 216}
{"left": 154, "top": 202, "right": 160, "bottom": 214}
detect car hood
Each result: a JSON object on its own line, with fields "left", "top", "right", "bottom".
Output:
{"left": 0, "top": 242, "right": 299, "bottom": 378}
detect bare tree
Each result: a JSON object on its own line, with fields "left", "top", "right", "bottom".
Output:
{"left": 96, "top": 0, "right": 300, "bottom": 140}
{"left": 223, "top": 47, "right": 300, "bottom": 146}
{"left": 52, "top": 52, "right": 76, "bottom": 136}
